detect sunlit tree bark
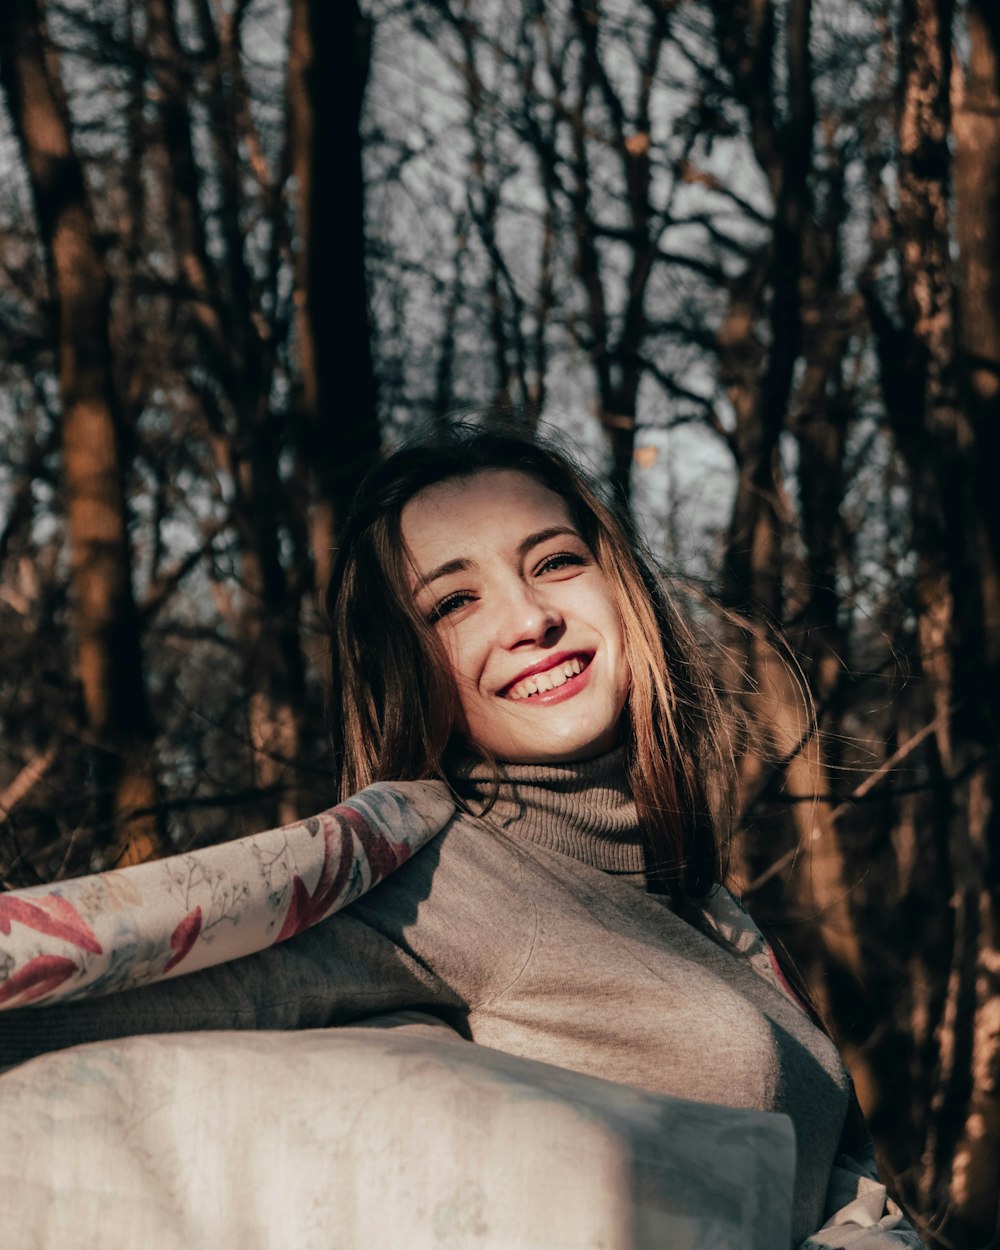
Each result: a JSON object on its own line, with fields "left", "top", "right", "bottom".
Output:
{"left": 860, "top": 2, "right": 1000, "bottom": 1240}
{"left": 707, "top": 0, "right": 863, "bottom": 1014}
{"left": 942, "top": 4, "right": 1000, "bottom": 1241}
{"left": 0, "top": 0, "right": 161, "bottom": 865}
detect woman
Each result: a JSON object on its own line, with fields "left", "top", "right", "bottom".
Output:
{"left": 1, "top": 427, "right": 919, "bottom": 1247}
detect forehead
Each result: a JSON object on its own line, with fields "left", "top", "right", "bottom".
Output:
{"left": 401, "top": 469, "right": 575, "bottom": 568}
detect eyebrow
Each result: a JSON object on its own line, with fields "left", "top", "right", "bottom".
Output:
{"left": 412, "top": 525, "right": 582, "bottom": 593}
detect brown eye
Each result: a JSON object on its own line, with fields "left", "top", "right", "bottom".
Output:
{"left": 428, "top": 591, "right": 475, "bottom": 623}
{"left": 535, "top": 552, "right": 587, "bottom": 575}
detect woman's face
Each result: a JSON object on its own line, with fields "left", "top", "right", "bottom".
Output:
{"left": 401, "top": 469, "right": 631, "bottom": 764}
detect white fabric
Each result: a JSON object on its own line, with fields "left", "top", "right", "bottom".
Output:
{"left": 798, "top": 1165, "right": 925, "bottom": 1250}
{"left": 0, "top": 1014, "right": 796, "bottom": 1250}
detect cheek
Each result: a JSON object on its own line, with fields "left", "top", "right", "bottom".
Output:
{"left": 434, "top": 631, "right": 481, "bottom": 729}
{"left": 438, "top": 630, "right": 472, "bottom": 689}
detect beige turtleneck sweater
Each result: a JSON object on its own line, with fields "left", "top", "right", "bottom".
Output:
{"left": 1, "top": 751, "right": 869, "bottom": 1244}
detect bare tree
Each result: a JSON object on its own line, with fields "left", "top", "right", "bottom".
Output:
{"left": 0, "top": 0, "right": 162, "bottom": 865}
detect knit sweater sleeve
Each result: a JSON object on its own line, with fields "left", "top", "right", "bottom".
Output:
{"left": 0, "top": 903, "right": 466, "bottom": 1071}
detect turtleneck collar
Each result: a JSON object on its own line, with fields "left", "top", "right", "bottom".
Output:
{"left": 450, "top": 746, "right": 647, "bottom": 875}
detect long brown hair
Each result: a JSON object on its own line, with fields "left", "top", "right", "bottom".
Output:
{"left": 325, "top": 426, "right": 734, "bottom": 905}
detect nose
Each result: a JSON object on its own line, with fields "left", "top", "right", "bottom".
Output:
{"left": 498, "top": 579, "right": 564, "bottom": 650}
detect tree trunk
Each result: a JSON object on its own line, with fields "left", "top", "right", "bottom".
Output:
{"left": 939, "top": 3, "right": 1000, "bottom": 1242}
{"left": 954, "top": 0, "right": 1000, "bottom": 660}
{"left": 860, "top": 2, "right": 1000, "bottom": 1240}
{"left": 0, "top": 0, "right": 162, "bottom": 865}
{"left": 707, "top": 0, "right": 864, "bottom": 997}
{"left": 288, "top": 0, "right": 381, "bottom": 598}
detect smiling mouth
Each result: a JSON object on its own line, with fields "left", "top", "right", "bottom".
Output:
{"left": 504, "top": 655, "right": 591, "bottom": 701}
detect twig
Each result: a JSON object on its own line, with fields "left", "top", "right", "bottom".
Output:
{"left": 743, "top": 713, "right": 947, "bottom": 895}
{"left": 0, "top": 741, "right": 59, "bottom": 826}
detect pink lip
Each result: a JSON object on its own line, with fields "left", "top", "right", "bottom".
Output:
{"left": 496, "top": 651, "right": 594, "bottom": 700}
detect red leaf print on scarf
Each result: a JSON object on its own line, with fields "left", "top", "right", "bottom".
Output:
{"left": 163, "top": 907, "right": 203, "bottom": 973}
{"left": 0, "top": 894, "right": 103, "bottom": 954}
{"left": 339, "top": 805, "right": 412, "bottom": 882}
{"left": 0, "top": 955, "right": 78, "bottom": 1007}
{"left": 274, "top": 812, "right": 359, "bottom": 943}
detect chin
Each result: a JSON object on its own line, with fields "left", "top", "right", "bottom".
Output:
{"left": 495, "top": 728, "right": 623, "bottom": 766}
{"left": 461, "top": 704, "right": 628, "bottom": 767}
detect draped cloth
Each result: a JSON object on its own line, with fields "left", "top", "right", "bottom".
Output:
{"left": 0, "top": 1014, "right": 797, "bottom": 1249}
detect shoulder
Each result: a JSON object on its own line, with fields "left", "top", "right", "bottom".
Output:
{"left": 354, "top": 800, "right": 533, "bottom": 911}
{"left": 345, "top": 805, "right": 539, "bottom": 1005}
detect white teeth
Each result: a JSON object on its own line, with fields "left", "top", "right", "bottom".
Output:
{"left": 507, "top": 656, "right": 585, "bottom": 700}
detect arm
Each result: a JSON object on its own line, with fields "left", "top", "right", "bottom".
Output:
{"left": 0, "top": 780, "right": 454, "bottom": 1012}
{"left": 0, "top": 903, "right": 466, "bottom": 1070}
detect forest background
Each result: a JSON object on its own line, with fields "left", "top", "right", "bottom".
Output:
{"left": 0, "top": 1, "right": 998, "bottom": 1246}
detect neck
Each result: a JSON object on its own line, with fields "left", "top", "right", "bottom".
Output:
{"left": 450, "top": 747, "right": 646, "bottom": 875}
